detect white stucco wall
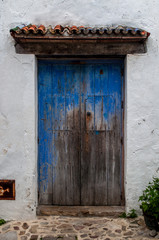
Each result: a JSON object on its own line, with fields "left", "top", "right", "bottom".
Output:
{"left": 0, "top": 0, "right": 159, "bottom": 220}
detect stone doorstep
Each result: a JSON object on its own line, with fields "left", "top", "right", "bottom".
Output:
{"left": 37, "top": 205, "right": 125, "bottom": 217}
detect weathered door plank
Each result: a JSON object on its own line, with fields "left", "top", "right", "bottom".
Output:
{"left": 107, "top": 64, "right": 122, "bottom": 205}
{"left": 52, "top": 64, "right": 81, "bottom": 205}
{"left": 38, "top": 63, "right": 53, "bottom": 204}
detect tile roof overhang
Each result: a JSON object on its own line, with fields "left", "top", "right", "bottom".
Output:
{"left": 10, "top": 24, "right": 150, "bottom": 55}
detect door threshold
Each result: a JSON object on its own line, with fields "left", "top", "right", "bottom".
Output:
{"left": 37, "top": 205, "right": 125, "bottom": 217}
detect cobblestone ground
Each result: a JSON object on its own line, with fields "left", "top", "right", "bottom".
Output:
{"left": 0, "top": 216, "right": 159, "bottom": 240}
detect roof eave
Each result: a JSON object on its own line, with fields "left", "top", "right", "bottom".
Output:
{"left": 11, "top": 32, "right": 149, "bottom": 44}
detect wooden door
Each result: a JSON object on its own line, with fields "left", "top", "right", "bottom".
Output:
{"left": 38, "top": 60, "right": 123, "bottom": 206}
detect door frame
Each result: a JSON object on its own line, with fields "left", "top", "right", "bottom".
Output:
{"left": 37, "top": 56, "right": 125, "bottom": 207}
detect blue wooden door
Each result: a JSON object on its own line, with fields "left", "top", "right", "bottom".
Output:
{"left": 38, "top": 60, "right": 123, "bottom": 205}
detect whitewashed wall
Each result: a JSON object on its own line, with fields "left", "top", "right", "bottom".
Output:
{"left": 0, "top": 0, "right": 159, "bottom": 220}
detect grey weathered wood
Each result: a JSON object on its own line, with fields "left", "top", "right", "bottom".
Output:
{"left": 107, "top": 124, "right": 121, "bottom": 205}
{"left": 81, "top": 131, "right": 108, "bottom": 205}
{"left": 37, "top": 205, "right": 125, "bottom": 217}
{"left": 15, "top": 42, "right": 146, "bottom": 55}
{"left": 52, "top": 131, "right": 81, "bottom": 205}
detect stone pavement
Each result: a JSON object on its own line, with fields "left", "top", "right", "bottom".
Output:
{"left": 0, "top": 215, "right": 159, "bottom": 240}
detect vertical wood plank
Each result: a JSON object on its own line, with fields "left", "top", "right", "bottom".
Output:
{"left": 38, "top": 62, "right": 53, "bottom": 204}
{"left": 81, "top": 65, "right": 109, "bottom": 205}
{"left": 81, "top": 64, "right": 95, "bottom": 205}
{"left": 52, "top": 64, "right": 81, "bottom": 205}
{"left": 107, "top": 64, "right": 122, "bottom": 205}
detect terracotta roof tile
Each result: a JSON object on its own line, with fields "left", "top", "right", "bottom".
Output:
{"left": 10, "top": 24, "right": 150, "bottom": 37}
{"left": 38, "top": 25, "right": 46, "bottom": 35}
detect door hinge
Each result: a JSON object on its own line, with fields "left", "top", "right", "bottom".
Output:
{"left": 38, "top": 138, "right": 39, "bottom": 144}
{"left": 121, "top": 137, "right": 124, "bottom": 145}
{"left": 121, "top": 101, "right": 124, "bottom": 109}
{"left": 121, "top": 68, "right": 124, "bottom": 77}
{"left": 121, "top": 193, "right": 123, "bottom": 200}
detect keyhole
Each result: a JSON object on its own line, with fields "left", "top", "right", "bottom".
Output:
{"left": 87, "top": 112, "right": 91, "bottom": 117}
{"left": 100, "top": 69, "right": 103, "bottom": 74}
